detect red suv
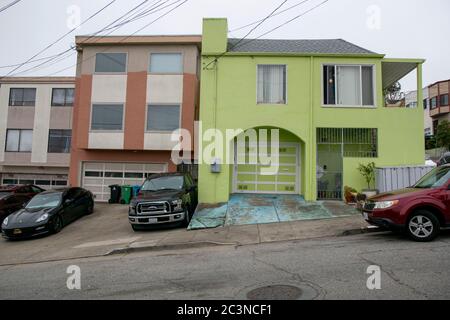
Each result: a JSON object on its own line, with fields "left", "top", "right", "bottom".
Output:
{"left": 361, "top": 165, "right": 450, "bottom": 242}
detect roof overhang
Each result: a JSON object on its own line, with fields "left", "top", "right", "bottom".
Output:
{"left": 382, "top": 58, "right": 425, "bottom": 89}
{"left": 75, "top": 35, "right": 202, "bottom": 50}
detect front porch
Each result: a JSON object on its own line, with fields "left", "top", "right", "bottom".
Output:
{"left": 188, "top": 194, "right": 359, "bottom": 230}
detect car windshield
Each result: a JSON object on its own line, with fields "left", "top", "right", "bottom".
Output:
{"left": 26, "top": 193, "right": 61, "bottom": 209}
{"left": 141, "top": 176, "right": 184, "bottom": 192}
{"left": 414, "top": 166, "right": 450, "bottom": 188}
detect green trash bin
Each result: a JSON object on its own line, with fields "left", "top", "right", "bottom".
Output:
{"left": 120, "top": 185, "right": 132, "bottom": 204}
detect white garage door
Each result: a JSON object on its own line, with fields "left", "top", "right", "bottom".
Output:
{"left": 1, "top": 174, "right": 68, "bottom": 190}
{"left": 82, "top": 162, "right": 168, "bottom": 202}
{"left": 233, "top": 143, "right": 300, "bottom": 194}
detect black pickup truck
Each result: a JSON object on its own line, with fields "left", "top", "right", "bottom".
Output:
{"left": 128, "top": 172, "right": 197, "bottom": 230}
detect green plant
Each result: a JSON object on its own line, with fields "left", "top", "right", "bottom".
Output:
{"left": 435, "top": 120, "right": 450, "bottom": 151}
{"left": 358, "top": 162, "right": 376, "bottom": 190}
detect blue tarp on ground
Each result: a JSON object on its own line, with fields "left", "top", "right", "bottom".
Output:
{"left": 188, "top": 194, "right": 358, "bottom": 230}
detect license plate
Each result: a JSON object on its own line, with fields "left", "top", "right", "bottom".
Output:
{"left": 363, "top": 212, "right": 368, "bottom": 220}
{"left": 13, "top": 229, "right": 22, "bottom": 235}
{"left": 149, "top": 218, "right": 158, "bottom": 224}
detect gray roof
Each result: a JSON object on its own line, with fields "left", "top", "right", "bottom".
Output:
{"left": 227, "top": 38, "right": 376, "bottom": 55}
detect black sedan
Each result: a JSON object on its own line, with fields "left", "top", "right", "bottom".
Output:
{"left": 2, "top": 187, "right": 94, "bottom": 240}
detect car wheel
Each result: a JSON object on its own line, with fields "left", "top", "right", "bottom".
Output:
{"left": 86, "top": 200, "right": 94, "bottom": 215}
{"left": 51, "top": 215, "right": 63, "bottom": 234}
{"left": 183, "top": 208, "right": 191, "bottom": 227}
{"left": 407, "top": 210, "right": 440, "bottom": 242}
{"left": 131, "top": 225, "right": 141, "bottom": 232}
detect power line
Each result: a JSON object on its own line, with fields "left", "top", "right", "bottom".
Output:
{"left": 203, "top": 0, "right": 289, "bottom": 70}
{"left": 236, "top": 0, "right": 329, "bottom": 49}
{"left": 229, "top": 0, "right": 311, "bottom": 33}
{"left": 0, "top": 0, "right": 118, "bottom": 79}
{"left": 203, "top": 0, "right": 330, "bottom": 70}
{"left": 47, "top": 0, "right": 189, "bottom": 76}
{"left": 229, "top": 0, "right": 287, "bottom": 49}
{"left": 0, "top": 0, "right": 21, "bottom": 14}
{"left": 7, "top": 0, "right": 162, "bottom": 77}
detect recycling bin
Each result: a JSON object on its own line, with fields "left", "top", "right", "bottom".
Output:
{"left": 120, "top": 185, "right": 132, "bottom": 204}
{"left": 108, "top": 184, "right": 121, "bottom": 204}
{"left": 132, "top": 185, "right": 141, "bottom": 198}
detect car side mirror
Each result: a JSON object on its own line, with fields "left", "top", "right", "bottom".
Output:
{"left": 64, "top": 198, "right": 73, "bottom": 205}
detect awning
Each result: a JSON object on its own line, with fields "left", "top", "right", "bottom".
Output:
{"left": 381, "top": 59, "right": 425, "bottom": 90}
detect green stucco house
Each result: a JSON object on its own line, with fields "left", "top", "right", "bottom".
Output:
{"left": 198, "top": 18, "right": 425, "bottom": 204}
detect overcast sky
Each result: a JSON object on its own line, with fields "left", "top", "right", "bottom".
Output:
{"left": 0, "top": 0, "right": 449, "bottom": 91}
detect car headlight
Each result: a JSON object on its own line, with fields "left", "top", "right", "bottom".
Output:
{"left": 171, "top": 199, "right": 183, "bottom": 211}
{"left": 129, "top": 205, "right": 136, "bottom": 214}
{"left": 36, "top": 213, "right": 49, "bottom": 223}
{"left": 2, "top": 217, "right": 8, "bottom": 226}
{"left": 373, "top": 200, "right": 399, "bottom": 209}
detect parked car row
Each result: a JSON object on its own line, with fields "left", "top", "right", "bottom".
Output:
{"left": 0, "top": 172, "right": 198, "bottom": 241}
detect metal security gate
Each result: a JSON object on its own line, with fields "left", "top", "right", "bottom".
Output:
{"left": 316, "top": 128, "right": 378, "bottom": 200}
{"left": 233, "top": 142, "right": 300, "bottom": 194}
{"left": 82, "top": 162, "right": 168, "bottom": 202}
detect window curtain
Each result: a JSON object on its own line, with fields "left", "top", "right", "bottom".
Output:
{"left": 257, "top": 65, "right": 286, "bottom": 104}
{"left": 337, "top": 66, "right": 361, "bottom": 105}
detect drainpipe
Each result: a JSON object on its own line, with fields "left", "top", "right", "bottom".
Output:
{"left": 309, "top": 56, "right": 315, "bottom": 201}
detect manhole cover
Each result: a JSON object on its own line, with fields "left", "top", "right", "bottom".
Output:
{"left": 246, "top": 285, "right": 302, "bottom": 300}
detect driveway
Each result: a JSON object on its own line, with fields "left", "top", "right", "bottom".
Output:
{"left": 0, "top": 202, "right": 370, "bottom": 266}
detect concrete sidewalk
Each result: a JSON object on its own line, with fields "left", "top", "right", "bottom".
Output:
{"left": 0, "top": 203, "right": 375, "bottom": 266}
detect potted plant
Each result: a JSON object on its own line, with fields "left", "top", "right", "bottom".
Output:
{"left": 344, "top": 186, "right": 358, "bottom": 204}
{"left": 357, "top": 162, "right": 378, "bottom": 198}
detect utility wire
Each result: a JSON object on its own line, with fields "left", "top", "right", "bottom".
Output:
{"left": 203, "top": 0, "right": 289, "bottom": 70}
{"left": 229, "top": 0, "right": 287, "bottom": 49}
{"left": 47, "top": 0, "right": 189, "bottom": 76}
{"left": 236, "top": 0, "right": 329, "bottom": 49}
{"left": 0, "top": 0, "right": 118, "bottom": 79}
{"left": 203, "top": 0, "right": 329, "bottom": 70}
{"left": 0, "top": 0, "right": 21, "bottom": 14}
{"left": 229, "top": 0, "right": 311, "bottom": 33}
{"left": 7, "top": 0, "right": 162, "bottom": 77}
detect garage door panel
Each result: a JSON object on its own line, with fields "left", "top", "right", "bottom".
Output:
{"left": 82, "top": 161, "right": 168, "bottom": 202}
{"left": 234, "top": 143, "right": 299, "bottom": 195}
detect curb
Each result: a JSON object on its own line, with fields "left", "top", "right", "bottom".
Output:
{"left": 341, "top": 226, "right": 385, "bottom": 236}
{"left": 105, "top": 240, "right": 237, "bottom": 256}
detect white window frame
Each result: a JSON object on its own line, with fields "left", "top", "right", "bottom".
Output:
{"left": 94, "top": 52, "right": 128, "bottom": 74}
{"left": 145, "top": 104, "right": 182, "bottom": 133}
{"left": 321, "top": 64, "right": 376, "bottom": 108}
{"left": 5, "top": 129, "right": 33, "bottom": 153}
{"left": 256, "top": 64, "right": 288, "bottom": 105}
{"left": 149, "top": 52, "right": 184, "bottom": 74}
{"left": 90, "top": 103, "right": 125, "bottom": 132}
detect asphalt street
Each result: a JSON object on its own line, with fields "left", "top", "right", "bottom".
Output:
{"left": 1, "top": 230, "right": 450, "bottom": 300}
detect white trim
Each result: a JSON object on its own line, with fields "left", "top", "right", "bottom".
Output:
{"left": 256, "top": 64, "right": 288, "bottom": 105}
{"left": 321, "top": 63, "right": 377, "bottom": 108}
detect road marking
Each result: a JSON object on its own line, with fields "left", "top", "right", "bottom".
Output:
{"left": 73, "top": 237, "right": 141, "bottom": 249}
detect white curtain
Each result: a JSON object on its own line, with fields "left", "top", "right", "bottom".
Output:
{"left": 337, "top": 66, "right": 361, "bottom": 105}
{"left": 257, "top": 65, "right": 286, "bottom": 104}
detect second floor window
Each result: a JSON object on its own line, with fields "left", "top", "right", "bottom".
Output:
{"left": 147, "top": 105, "right": 180, "bottom": 131}
{"left": 48, "top": 129, "right": 71, "bottom": 153}
{"left": 95, "top": 53, "right": 127, "bottom": 73}
{"left": 431, "top": 97, "right": 437, "bottom": 109}
{"left": 91, "top": 104, "right": 124, "bottom": 130}
{"left": 150, "top": 53, "right": 183, "bottom": 74}
{"left": 257, "top": 65, "right": 287, "bottom": 104}
{"left": 5, "top": 129, "right": 33, "bottom": 152}
{"left": 9, "top": 88, "right": 36, "bottom": 106}
{"left": 52, "top": 88, "right": 74, "bottom": 106}
{"left": 440, "top": 94, "right": 449, "bottom": 107}
{"left": 323, "top": 65, "right": 375, "bottom": 107}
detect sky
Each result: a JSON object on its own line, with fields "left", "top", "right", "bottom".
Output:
{"left": 0, "top": 0, "right": 449, "bottom": 91}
